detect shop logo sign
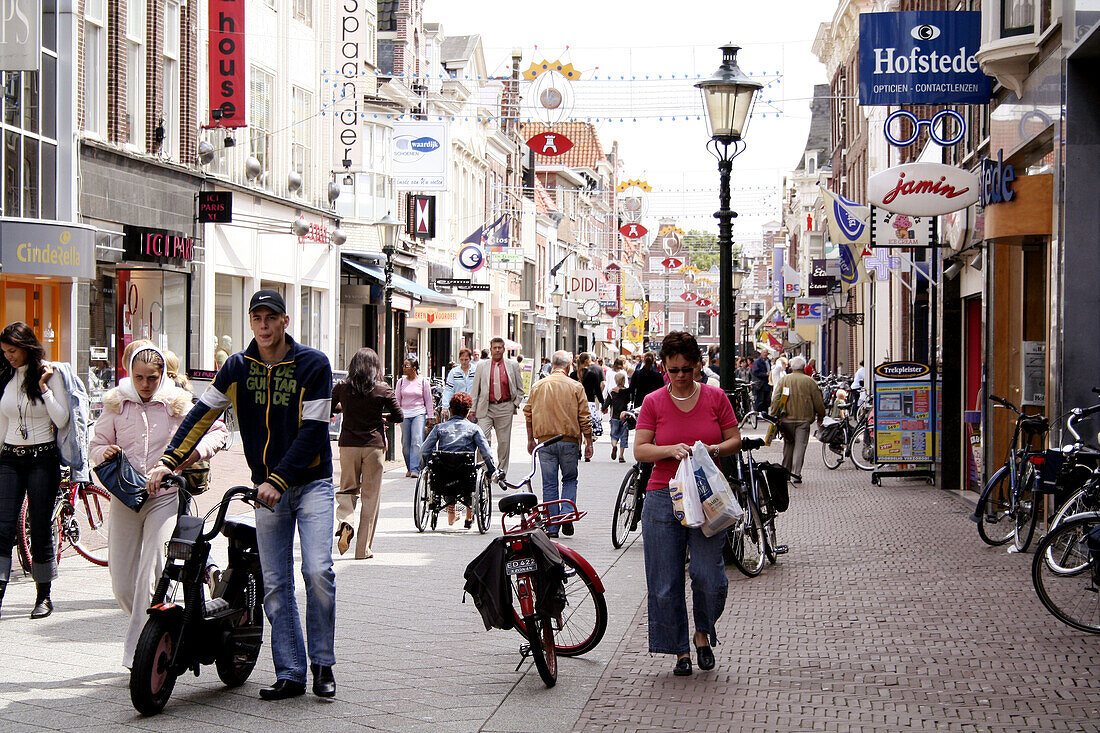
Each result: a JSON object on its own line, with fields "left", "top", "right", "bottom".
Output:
{"left": 980, "top": 149, "right": 1015, "bottom": 208}
{"left": 869, "top": 162, "right": 979, "bottom": 216}
{"left": 208, "top": 0, "right": 246, "bottom": 127}
{"left": 123, "top": 226, "right": 195, "bottom": 265}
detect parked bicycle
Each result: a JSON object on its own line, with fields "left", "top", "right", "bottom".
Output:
{"left": 819, "top": 398, "right": 876, "bottom": 472}
{"left": 129, "top": 475, "right": 270, "bottom": 716}
{"left": 974, "top": 395, "right": 1049, "bottom": 551}
{"left": 489, "top": 436, "right": 608, "bottom": 687}
{"left": 723, "top": 412, "right": 789, "bottom": 577}
{"left": 17, "top": 471, "right": 110, "bottom": 572}
{"left": 610, "top": 410, "right": 650, "bottom": 549}
{"left": 1031, "top": 510, "right": 1100, "bottom": 634}
{"left": 1031, "top": 396, "right": 1100, "bottom": 535}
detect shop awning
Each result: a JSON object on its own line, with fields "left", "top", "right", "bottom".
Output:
{"left": 341, "top": 257, "right": 457, "bottom": 306}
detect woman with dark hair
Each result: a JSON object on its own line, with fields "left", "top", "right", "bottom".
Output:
{"left": 420, "top": 392, "right": 496, "bottom": 529}
{"left": 396, "top": 356, "right": 433, "bottom": 479}
{"left": 0, "top": 322, "right": 71, "bottom": 619}
{"left": 633, "top": 331, "right": 742, "bottom": 677}
{"left": 630, "top": 351, "right": 665, "bottom": 409}
{"left": 332, "top": 347, "right": 402, "bottom": 558}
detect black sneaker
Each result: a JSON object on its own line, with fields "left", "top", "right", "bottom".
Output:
{"left": 560, "top": 521, "right": 574, "bottom": 537}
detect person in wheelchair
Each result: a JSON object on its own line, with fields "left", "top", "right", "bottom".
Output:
{"left": 420, "top": 392, "right": 497, "bottom": 529}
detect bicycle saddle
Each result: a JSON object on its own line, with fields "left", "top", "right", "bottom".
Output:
{"left": 499, "top": 493, "right": 540, "bottom": 516}
{"left": 741, "top": 438, "right": 765, "bottom": 451}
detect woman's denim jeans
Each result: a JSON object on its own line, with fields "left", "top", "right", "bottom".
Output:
{"left": 641, "top": 487, "right": 728, "bottom": 655}
{"left": 401, "top": 414, "right": 427, "bottom": 473}
{"left": 254, "top": 478, "right": 336, "bottom": 684}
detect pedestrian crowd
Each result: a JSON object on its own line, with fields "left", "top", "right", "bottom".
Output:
{"left": 1, "top": 291, "right": 846, "bottom": 693}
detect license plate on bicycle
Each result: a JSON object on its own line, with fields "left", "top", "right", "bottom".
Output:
{"left": 506, "top": 557, "right": 537, "bottom": 575}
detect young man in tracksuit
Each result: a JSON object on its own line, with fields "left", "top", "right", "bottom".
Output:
{"left": 147, "top": 290, "right": 336, "bottom": 700}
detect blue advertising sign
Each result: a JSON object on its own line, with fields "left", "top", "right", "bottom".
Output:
{"left": 859, "top": 11, "right": 991, "bottom": 106}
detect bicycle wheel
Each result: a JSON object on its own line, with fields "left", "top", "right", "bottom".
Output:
{"left": 745, "top": 412, "right": 759, "bottom": 431}
{"left": 413, "top": 470, "right": 430, "bottom": 532}
{"left": 215, "top": 566, "right": 264, "bottom": 687}
{"left": 524, "top": 614, "right": 557, "bottom": 687}
{"left": 611, "top": 465, "right": 640, "bottom": 549}
{"left": 67, "top": 485, "right": 110, "bottom": 566}
{"left": 1049, "top": 486, "right": 1098, "bottom": 534}
{"left": 1014, "top": 464, "right": 1041, "bottom": 552}
{"left": 821, "top": 436, "right": 844, "bottom": 470}
{"left": 512, "top": 553, "right": 607, "bottom": 656}
{"left": 726, "top": 498, "right": 765, "bottom": 577}
{"left": 977, "top": 466, "right": 1016, "bottom": 546}
{"left": 19, "top": 495, "right": 61, "bottom": 571}
{"left": 475, "top": 468, "right": 492, "bottom": 534}
{"left": 849, "top": 425, "right": 877, "bottom": 471}
{"left": 130, "top": 616, "right": 180, "bottom": 715}
{"left": 1032, "top": 512, "right": 1100, "bottom": 634}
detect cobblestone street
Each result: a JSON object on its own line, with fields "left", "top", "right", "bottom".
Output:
{"left": 1, "top": 426, "right": 1098, "bottom": 732}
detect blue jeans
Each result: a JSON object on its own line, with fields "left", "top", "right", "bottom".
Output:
{"left": 401, "top": 414, "right": 427, "bottom": 473}
{"left": 254, "top": 478, "right": 336, "bottom": 683}
{"left": 641, "top": 487, "right": 728, "bottom": 655}
{"left": 538, "top": 440, "right": 580, "bottom": 531}
{"left": 608, "top": 418, "right": 630, "bottom": 448}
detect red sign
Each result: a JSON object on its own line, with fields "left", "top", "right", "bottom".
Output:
{"left": 696, "top": 298, "right": 712, "bottom": 307}
{"left": 619, "top": 223, "right": 648, "bottom": 239}
{"left": 208, "top": 0, "right": 247, "bottom": 128}
{"left": 526, "top": 131, "right": 573, "bottom": 157}
{"left": 298, "top": 222, "right": 329, "bottom": 244}
{"left": 406, "top": 194, "right": 435, "bottom": 239}
{"left": 680, "top": 292, "right": 698, "bottom": 302}
{"left": 705, "top": 308, "right": 719, "bottom": 316}
{"left": 661, "top": 257, "right": 682, "bottom": 269}
{"left": 606, "top": 305, "right": 621, "bottom": 317}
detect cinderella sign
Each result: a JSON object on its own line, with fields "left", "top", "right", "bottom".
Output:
{"left": 868, "top": 162, "right": 979, "bottom": 216}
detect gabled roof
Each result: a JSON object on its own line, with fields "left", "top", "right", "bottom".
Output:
{"left": 795, "top": 84, "right": 832, "bottom": 171}
{"left": 534, "top": 178, "right": 557, "bottom": 216}
{"left": 521, "top": 121, "right": 607, "bottom": 170}
{"left": 440, "top": 35, "right": 481, "bottom": 65}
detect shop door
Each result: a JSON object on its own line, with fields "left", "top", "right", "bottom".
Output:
{"left": 964, "top": 297, "right": 982, "bottom": 413}
{"left": 429, "top": 328, "right": 451, "bottom": 380}
{"left": 1, "top": 280, "right": 62, "bottom": 361}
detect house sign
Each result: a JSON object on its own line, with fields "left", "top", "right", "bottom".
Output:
{"left": 868, "top": 162, "right": 979, "bottom": 216}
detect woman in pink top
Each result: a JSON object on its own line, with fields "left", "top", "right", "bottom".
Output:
{"left": 634, "top": 332, "right": 741, "bottom": 678}
{"left": 395, "top": 356, "right": 434, "bottom": 477}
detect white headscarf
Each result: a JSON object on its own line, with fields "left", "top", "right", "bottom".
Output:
{"left": 120, "top": 344, "right": 173, "bottom": 403}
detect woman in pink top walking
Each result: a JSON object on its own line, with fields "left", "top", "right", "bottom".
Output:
{"left": 633, "top": 332, "right": 742, "bottom": 678}
{"left": 396, "top": 356, "right": 434, "bottom": 478}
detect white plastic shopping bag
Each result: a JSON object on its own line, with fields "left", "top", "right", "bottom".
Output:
{"left": 668, "top": 456, "right": 705, "bottom": 528}
{"left": 691, "top": 440, "right": 743, "bottom": 537}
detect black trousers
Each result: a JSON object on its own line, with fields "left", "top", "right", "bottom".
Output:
{"left": 0, "top": 444, "right": 61, "bottom": 583}
{"left": 752, "top": 383, "right": 772, "bottom": 413}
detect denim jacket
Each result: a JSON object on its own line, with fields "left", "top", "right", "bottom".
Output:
{"left": 420, "top": 416, "right": 495, "bottom": 472}
{"left": 52, "top": 362, "right": 90, "bottom": 481}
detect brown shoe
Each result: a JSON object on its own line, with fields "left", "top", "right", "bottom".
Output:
{"left": 336, "top": 523, "right": 354, "bottom": 555}
{"left": 611, "top": 445, "right": 617, "bottom": 460}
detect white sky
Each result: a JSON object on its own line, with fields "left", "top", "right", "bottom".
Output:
{"left": 425, "top": 0, "right": 835, "bottom": 239}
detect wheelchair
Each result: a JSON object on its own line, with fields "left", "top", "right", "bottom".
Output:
{"left": 412, "top": 450, "right": 493, "bottom": 534}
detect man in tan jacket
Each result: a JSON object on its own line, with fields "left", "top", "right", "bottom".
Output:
{"left": 523, "top": 351, "right": 593, "bottom": 538}
{"left": 770, "top": 355, "right": 826, "bottom": 484}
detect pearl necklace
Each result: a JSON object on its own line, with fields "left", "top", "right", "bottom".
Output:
{"left": 667, "top": 382, "right": 699, "bottom": 402}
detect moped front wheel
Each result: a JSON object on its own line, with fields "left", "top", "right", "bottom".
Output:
{"left": 130, "top": 617, "right": 180, "bottom": 716}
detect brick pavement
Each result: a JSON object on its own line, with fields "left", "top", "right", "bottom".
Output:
{"left": 573, "top": 438, "right": 1100, "bottom": 733}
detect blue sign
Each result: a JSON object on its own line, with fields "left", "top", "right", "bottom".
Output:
{"left": 979, "top": 149, "right": 1015, "bottom": 207}
{"left": 859, "top": 11, "right": 991, "bottom": 106}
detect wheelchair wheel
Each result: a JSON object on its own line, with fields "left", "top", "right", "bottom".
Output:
{"left": 476, "top": 468, "right": 492, "bottom": 534}
{"left": 413, "top": 470, "right": 431, "bottom": 532}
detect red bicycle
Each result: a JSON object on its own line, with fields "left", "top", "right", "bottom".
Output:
{"left": 18, "top": 476, "right": 110, "bottom": 571}
{"left": 493, "top": 436, "right": 608, "bottom": 687}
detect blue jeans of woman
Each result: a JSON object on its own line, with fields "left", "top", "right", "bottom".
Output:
{"left": 401, "top": 414, "right": 427, "bottom": 473}
{"left": 254, "top": 478, "right": 336, "bottom": 684}
{"left": 608, "top": 418, "right": 630, "bottom": 449}
{"left": 0, "top": 445, "right": 61, "bottom": 583}
{"left": 641, "top": 487, "right": 727, "bottom": 654}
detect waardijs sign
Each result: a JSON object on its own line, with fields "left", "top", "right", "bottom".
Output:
{"left": 859, "top": 11, "right": 991, "bottom": 106}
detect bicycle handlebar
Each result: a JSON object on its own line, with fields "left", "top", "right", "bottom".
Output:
{"left": 1065, "top": 403, "right": 1100, "bottom": 442}
{"left": 989, "top": 394, "right": 1020, "bottom": 413}
{"left": 495, "top": 435, "right": 565, "bottom": 491}
{"left": 743, "top": 411, "right": 778, "bottom": 426}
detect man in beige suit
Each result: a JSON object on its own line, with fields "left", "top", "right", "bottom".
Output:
{"left": 470, "top": 337, "right": 525, "bottom": 477}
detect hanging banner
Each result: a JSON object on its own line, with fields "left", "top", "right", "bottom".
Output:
{"left": 820, "top": 186, "right": 870, "bottom": 285}
{"left": 0, "top": 0, "right": 40, "bottom": 71}
{"left": 393, "top": 122, "right": 448, "bottom": 190}
{"left": 809, "top": 258, "right": 831, "bottom": 296}
{"left": 868, "top": 162, "right": 980, "bottom": 215}
{"left": 783, "top": 264, "right": 801, "bottom": 297}
{"left": 332, "top": 0, "right": 371, "bottom": 170}
{"left": 869, "top": 206, "right": 935, "bottom": 248}
{"left": 208, "top": 0, "right": 247, "bottom": 128}
{"left": 486, "top": 216, "right": 510, "bottom": 251}
{"left": 772, "top": 247, "right": 784, "bottom": 306}
{"left": 858, "top": 11, "right": 991, "bottom": 106}
{"left": 794, "top": 299, "right": 825, "bottom": 326}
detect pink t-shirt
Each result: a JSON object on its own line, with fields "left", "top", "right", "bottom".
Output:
{"left": 636, "top": 383, "right": 738, "bottom": 491}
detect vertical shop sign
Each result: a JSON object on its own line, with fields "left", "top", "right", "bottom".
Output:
{"left": 0, "top": 0, "right": 40, "bottom": 71}
{"left": 772, "top": 246, "right": 784, "bottom": 306}
{"left": 208, "top": 0, "right": 247, "bottom": 127}
{"left": 333, "top": 0, "right": 368, "bottom": 170}
{"left": 1021, "top": 341, "right": 1046, "bottom": 406}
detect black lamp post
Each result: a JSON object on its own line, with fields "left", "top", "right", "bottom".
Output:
{"left": 696, "top": 44, "right": 762, "bottom": 389}
{"left": 376, "top": 211, "right": 400, "bottom": 459}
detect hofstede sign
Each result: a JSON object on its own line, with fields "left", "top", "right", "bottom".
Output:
{"left": 868, "top": 162, "right": 979, "bottom": 216}
{"left": 859, "top": 11, "right": 991, "bottom": 106}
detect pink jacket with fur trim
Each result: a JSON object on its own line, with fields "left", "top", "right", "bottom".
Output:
{"left": 89, "top": 379, "right": 228, "bottom": 476}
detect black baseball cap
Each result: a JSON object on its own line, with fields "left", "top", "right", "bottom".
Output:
{"left": 249, "top": 289, "right": 287, "bottom": 314}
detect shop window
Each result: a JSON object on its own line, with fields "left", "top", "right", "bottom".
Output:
{"left": 5, "top": 130, "right": 21, "bottom": 216}
{"left": 215, "top": 274, "right": 245, "bottom": 366}
{"left": 39, "top": 141, "right": 55, "bottom": 219}
{"left": 118, "top": 270, "right": 189, "bottom": 369}
{"left": 126, "top": 0, "right": 146, "bottom": 148}
{"left": 83, "top": 0, "right": 106, "bottom": 136}
{"left": 161, "top": 0, "right": 181, "bottom": 160}
{"left": 697, "top": 311, "right": 712, "bottom": 337}
{"left": 41, "top": 55, "right": 56, "bottom": 140}
{"left": 22, "top": 72, "right": 37, "bottom": 134}
{"left": 292, "top": 86, "right": 312, "bottom": 199}
{"left": 42, "top": 0, "right": 57, "bottom": 52}
{"left": 22, "top": 138, "right": 37, "bottom": 217}
{"left": 293, "top": 0, "right": 311, "bottom": 26}
{"left": 1001, "top": 0, "right": 1034, "bottom": 37}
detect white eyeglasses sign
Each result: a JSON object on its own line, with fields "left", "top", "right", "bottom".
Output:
{"left": 884, "top": 109, "right": 966, "bottom": 147}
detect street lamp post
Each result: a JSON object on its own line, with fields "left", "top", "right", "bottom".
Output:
{"left": 696, "top": 44, "right": 762, "bottom": 390}
{"left": 376, "top": 211, "right": 400, "bottom": 460}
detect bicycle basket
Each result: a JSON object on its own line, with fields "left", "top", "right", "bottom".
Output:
{"left": 757, "top": 461, "right": 790, "bottom": 513}
{"left": 818, "top": 419, "right": 845, "bottom": 449}
{"left": 1036, "top": 450, "right": 1094, "bottom": 497}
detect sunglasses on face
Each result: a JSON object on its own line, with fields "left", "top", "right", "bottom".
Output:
{"left": 665, "top": 367, "right": 694, "bottom": 374}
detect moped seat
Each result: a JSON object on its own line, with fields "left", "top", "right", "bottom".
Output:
{"left": 499, "top": 493, "right": 540, "bottom": 516}
{"left": 222, "top": 515, "right": 258, "bottom": 544}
